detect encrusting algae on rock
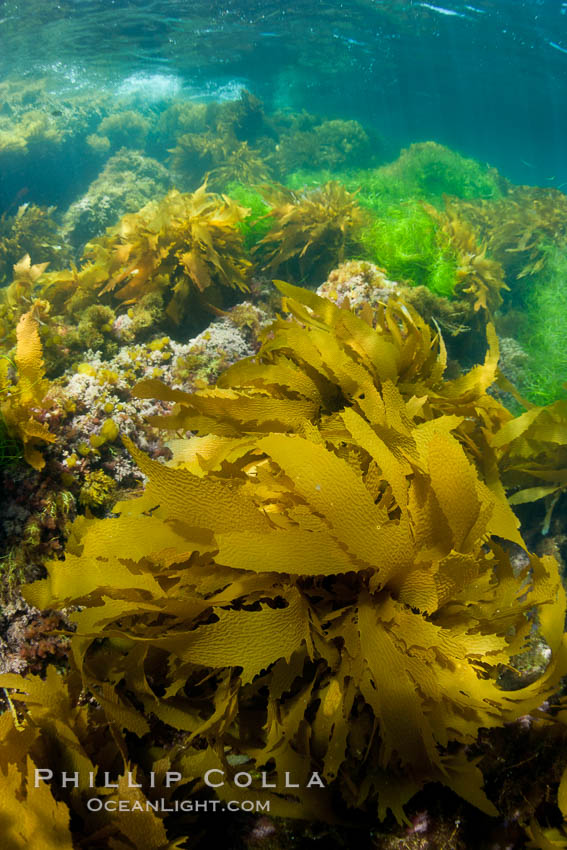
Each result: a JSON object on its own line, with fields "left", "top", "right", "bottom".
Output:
{"left": 2, "top": 284, "right": 566, "bottom": 845}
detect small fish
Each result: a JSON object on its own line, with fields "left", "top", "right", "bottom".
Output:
{"left": 549, "top": 40, "right": 567, "bottom": 55}
{"left": 419, "top": 3, "right": 463, "bottom": 17}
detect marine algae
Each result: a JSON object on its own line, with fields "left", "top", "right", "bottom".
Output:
{"left": 510, "top": 244, "right": 567, "bottom": 405}
{"left": 0, "top": 203, "right": 67, "bottom": 286}
{"left": 86, "top": 184, "right": 252, "bottom": 322}
{"left": 0, "top": 254, "right": 50, "bottom": 346}
{"left": 446, "top": 186, "right": 567, "bottom": 283}
{"left": 423, "top": 202, "right": 508, "bottom": 313}
{"left": 256, "top": 181, "right": 365, "bottom": 282}
{"left": 10, "top": 284, "right": 566, "bottom": 833}
{"left": 356, "top": 141, "right": 504, "bottom": 205}
{"left": 0, "top": 308, "right": 55, "bottom": 469}
{"left": 359, "top": 199, "right": 458, "bottom": 297}
{"left": 37, "top": 184, "right": 252, "bottom": 329}
{"left": 0, "top": 667, "right": 184, "bottom": 849}
{"left": 491, "top": 397, "right": 567, "bottom": 530}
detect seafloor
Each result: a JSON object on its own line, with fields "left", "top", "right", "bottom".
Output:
{"left": 0, "top": 79, "right": 567, "bottom": 850}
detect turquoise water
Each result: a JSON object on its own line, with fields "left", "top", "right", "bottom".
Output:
{"left": 2, "top": 0, "right": 567, "bottom": 199}
{"left": 3, "top": 3, "right": 567, "bottom": 849}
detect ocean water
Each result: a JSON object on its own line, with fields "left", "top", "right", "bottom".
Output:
{"left": 3, "top": 0, "right": 567, "bottom": 190}
{"left": 2, "top": 2, "right": 567, "bottom": 849}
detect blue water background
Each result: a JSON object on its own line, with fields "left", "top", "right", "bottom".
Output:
{"left": 1, "top": 0, "right": 567, "bottom": 193}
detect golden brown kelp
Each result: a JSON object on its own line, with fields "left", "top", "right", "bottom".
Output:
{"left": 0, "top": 309, "right": 55, "bottom": 470}
{"left": 167, "top": 91, "right": 276, "bottom": 190}
{"left": 490, "top": 397, "right": 567, "bottom": 532}
{"left": 0, "top": 667, "right": 189, "bottom": 849}
{"left": 423, "top": 202, "right": 508, "bottom": 313}
{"left": 139, "top": 279, "right": 509, "bottom": 451}
{"left": 89, "top": 185, "right": 251, "bottom": 314}
{"left": 0, "top": 254, "right": 50, "bottom": 346}
{"left": 168, "top": 131, "right": 231, "bottom": 187}
{"left": 0, "top": 108, "right": 64, "bottom": 157}
{"left": 255, "top": 181, "right": 365, "bottom": 282}
{"left": 446, "top": 186, "right": 567, "bottom": 282}
{"left": 206, "top": 141, "right": 273, "bottom": 190}
{"left": 41, "top": 184, "right": 252, "bottom": 326}
{"left": 86, "top": 109, "right": 150, "bottom": 154}
{"left": 18, "top": 285, "right": 566, "bottom": 827}
{"left": 0, "top": 204, "right": 69, "bottom": 286}
{"left": 270, "top": 118, "right": 372, "bottom": 176}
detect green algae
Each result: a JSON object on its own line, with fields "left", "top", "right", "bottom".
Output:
{"left": 283, "top": 142, "right": 502, "bottom": 295}
{"left": 513, "top": 244, "right": 567, "bottom": 405}
{"left": 287, "top": 141, "right": 503, "bottom": 205}
{"left": 351, "top": 141, "right": 504, "bottom": 206}
{"left": 359, "top": 200, "right": 458, "bottom": 295}
{"left": 224, "top": 182, "right": 272, "bottom": 250}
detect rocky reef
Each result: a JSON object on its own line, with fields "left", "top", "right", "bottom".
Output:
{"left": 1, "top": 90, "right": 567, "bottom": 849}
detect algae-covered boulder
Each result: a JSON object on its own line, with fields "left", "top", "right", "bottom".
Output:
{"left": 61, "top": 149, "right": 171, "bottom": 251}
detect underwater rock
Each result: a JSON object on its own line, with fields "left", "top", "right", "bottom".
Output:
{"left": 499, "top": 634, "right": 554, "bottom": 690}
{"left": 86, "top": 109, "right": 151, "bottom": 154}
{"left": 0, "top": 204, "right": 70, "bottom": 285}
{"left": 0, "top": 77, "right": 106, "bottom": 157}
{"left": 496, "top": 336, "right": 530, "bottom": 388}
{"left": 0, "top": 596, "right": 69, "bottom": 677}
{"left": 0, "top": 461, "right": 76, "bottom": 589}
{"left": 61, "top": 149, "right": 171, "bottom": 251}
{"left": 272, "top": 117, "right": 372, "bottom": 175}
{"left": 317, "top": 260, "right": 399, "bottom": 311}
{"left": 0, "top": 108, "right": 64, "bottom": 157}
{"left": 490, "top": 335, "right": 530, "bottom": 411}
{"left": 155, "top": 101, "right": 209, "bottom": 147}
{"left": 47, "top": 301, "right": 269, "bottom": 512}
{"left": 172, "top": 303, "right": 271, "bottom": 386}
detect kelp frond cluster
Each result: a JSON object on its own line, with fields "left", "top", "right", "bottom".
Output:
{"left": 0, "top": 203, "right": 68, "bottom": 286}
{"left": 0, "top": 667, "right": 188, "bottom": 849}
{"left": 445, "top": 186, "right": 567, "bottom": 282}
{"left": 5, "top": 284, "right": 565, "bottom": 837}
{"left": 0, "top": 254, "right": 50, "bottom": 345}
{"left": 22, "top": 184, "right": 252, "bottom": 331}
{"left": 491, "top": 397, "right": 567, "bottom": 532}
{"left": 0, "top": 308, "right": 55, "bottom": 469}
{"left": 85, "top": 184, "right": 252, "bottom": 321}
{"left": 425, "top": 202, "right": 508, "bottom": 313}
{"left": 255, "top": 181, "right": 365, "bottom": 282}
